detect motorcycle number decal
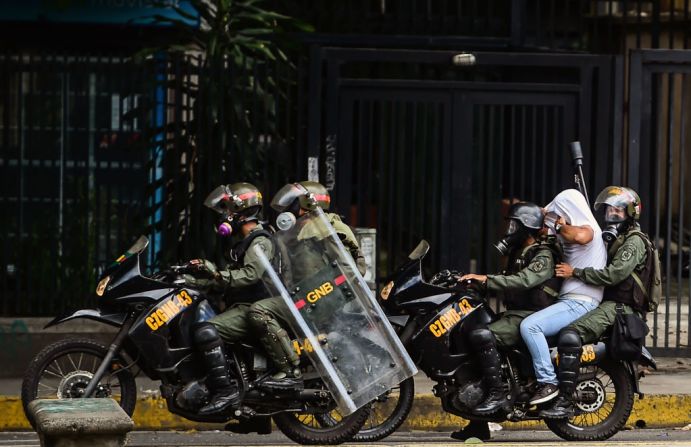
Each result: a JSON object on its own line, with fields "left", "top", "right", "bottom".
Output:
{"left": 429, "top": 298, "right": 474, "bottom": 338}
{"left": 292, "top": 334, "right": 327, "bottom": 356}
{"left": 145, "top": 290, "right": 193, "bottom": 331}
{"left": 580, "top": 344, "right": 596, "bottom": 363}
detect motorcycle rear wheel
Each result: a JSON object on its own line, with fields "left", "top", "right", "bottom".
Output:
{"left": 273, "top": 405, "right": 370, "bottom": 445}
{"left": 21, "top": 338, "right": 137, "bottom": 429}
{"left": 545, "top": 360, "right": 634, "bottom": 441}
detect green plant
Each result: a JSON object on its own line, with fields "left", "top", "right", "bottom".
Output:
{"left": 132, "top": 0, "right": 310, "bottom": 266}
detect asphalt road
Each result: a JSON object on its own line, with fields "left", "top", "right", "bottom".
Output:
{"left": 3, "top": 429, "right": 691, "bottom": 446}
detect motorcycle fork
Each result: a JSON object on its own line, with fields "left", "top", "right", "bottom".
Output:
{"left": 83, "top": 315, "right": 135, "bottom": 397}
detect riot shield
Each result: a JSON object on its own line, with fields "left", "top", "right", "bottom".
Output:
{"left": 254, "top": 208, "right": 417, "bottom": 414}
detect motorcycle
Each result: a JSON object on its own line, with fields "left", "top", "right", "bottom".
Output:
{"left": 365, "top": 240, "right": 657, "bottom": 442}
{"left": 21, "top": 219, "right": 413, "bottom": 446}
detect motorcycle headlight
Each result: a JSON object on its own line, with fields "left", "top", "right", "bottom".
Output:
{"left": 380, "top": 281, "right": 394, "bottom": 301}
{"left": 96, "top": 276, "right": 111, "bottom": 297}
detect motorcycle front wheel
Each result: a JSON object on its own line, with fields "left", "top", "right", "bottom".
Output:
{"left": 316, "top": 377, "right": 415, "bottom": 442}
{"left": 21, "top": 338, "right": 137, "bottom": 429}
{"left": 273, "top": 404, "right": 370, "bottom": 445}
{"left": 545, "top": 360, "right": 634, "bottom": 441}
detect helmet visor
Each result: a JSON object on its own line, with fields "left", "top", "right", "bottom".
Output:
{"left": 594, "top": 186, "right": 636, "bottom": 211}
{"left": 505, "top": 219, "right": 520, "bottom": 236}
{"left": 204, "top": 185, "right": 231, "bottom": 214}
{"left": 271, "top": 183, "right": 303, "bottom": 212}
{"left": 603, "top": 205, "right": 627, "bottom": 224}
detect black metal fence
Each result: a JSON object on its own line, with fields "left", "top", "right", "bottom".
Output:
{"left": 0, "top": 52, "right": 299, "bottom": 316}
{"left": 628, "top": 49, "right": 691, "bottom": 354}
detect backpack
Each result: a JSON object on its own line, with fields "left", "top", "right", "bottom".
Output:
{"left": 626, "top": 230, "right": 662, "bottom": 313}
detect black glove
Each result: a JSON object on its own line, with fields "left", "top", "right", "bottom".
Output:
{"left": 430, "top": 269, "right": 463, "bottom": 288}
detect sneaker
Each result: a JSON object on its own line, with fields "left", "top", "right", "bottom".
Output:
{"left": 529, "top": 383, "right": 559, "bottom": 405}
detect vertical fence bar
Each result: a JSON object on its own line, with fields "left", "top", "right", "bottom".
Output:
{"left": 664, "top": 72, "right": 674, "bottom": 348}
{"left": 676, "top": 73, "right": 685, "bottom": 349}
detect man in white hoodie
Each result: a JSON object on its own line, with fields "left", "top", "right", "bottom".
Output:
{"left": 519, "top": 189, "right": 607, "bottom": 405}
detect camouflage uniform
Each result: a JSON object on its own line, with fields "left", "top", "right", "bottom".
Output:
{"left": 565, "top": 227, "right": 648, "bottom": 344}
{"left": 208, "top": 224, "right": 277, "bottom": 342}
{"left": 327, "top": 213, "right": 367, "bottom": 276}
{"left": 486, "top": 239, "right": 560, "bottom": 347}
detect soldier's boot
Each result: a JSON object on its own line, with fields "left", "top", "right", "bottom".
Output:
{"left": 470, "top": 328, "right": 509, "bottom": 415}
{"left": 248, "top": 309, "right": 303, "bottom": 391}
{"left": 450, "top": 420, "right": 491, "bottom": 441}
{"left": 541, "top": 328, "right": 581, "bottom": 419}
{"left": 194, "top": 323, "right": 241, "bottom": 415}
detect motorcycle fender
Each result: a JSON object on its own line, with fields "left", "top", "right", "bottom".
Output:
{"left": 44, "top": 309, "right": 127, "bottom": 329}
{"left": 387, "top": 315, "right": 409, "bottom": 328}
{"left": 639, "top": 346, "right": 657, "bottom": 370}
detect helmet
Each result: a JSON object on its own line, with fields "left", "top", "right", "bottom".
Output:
{"left": 271, "top": 181, "right": 331, "bottom": 214}
{"left": 594, "top": 186, "right": 641, "bottom": 223}
{"left": 507, "top": 202, "right": 544, "bottom": 232}
{"left": 494, "top": 202, "right": 544, "bottom": 256}
{"left": 203, "top": 182, "right": 263, "bottom": 219}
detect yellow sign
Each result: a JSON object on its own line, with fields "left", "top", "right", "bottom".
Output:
{"left": 429, "top": 298, "right": 474, "bottom": 337}
{"left": 306, "top": 282, "right": 334, "bottom": 303}
{"left": 146, "top": 290, "right": 193, "bottom": 331}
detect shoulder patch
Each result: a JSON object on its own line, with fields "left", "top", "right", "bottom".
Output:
{"left": 620, "top": 247, "right": 634, "bottom": 262}
{"left": 529, "top": 259, "right": 546, "bottom": 273}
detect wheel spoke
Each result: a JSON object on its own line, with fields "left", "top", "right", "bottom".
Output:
{"left": 67, "top": 354, "right": 78, "bottom": 371}
{"left": 41, "top": 369, "right": 63, "bottom": 379}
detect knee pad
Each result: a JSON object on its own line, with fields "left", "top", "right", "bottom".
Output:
{"left": 558, "top": 328, "right": 582, "bottom": 354}
{"left": 469, "top": 327, "right": 495, "bottom": 347}
{"left": 193, "top": 322, "right": 223, "bottom": 351}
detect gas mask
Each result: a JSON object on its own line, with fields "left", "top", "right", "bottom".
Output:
{"left": 493, "top": 219, "right": 526, "bottom": 256}
{"left": 216, "top": 214, "right": 241, "bottom": 237}
{"left": 601, "top": 206, "right": 628, "bottom": 245}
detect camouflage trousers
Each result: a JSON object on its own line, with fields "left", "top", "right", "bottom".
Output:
{"left": 566, "top": 300, "right": 635, "bottom": 345}
{"left": 210, "top": 297, "right": 298, "bottom": 373}
{"left": 489, "top": 310, "right": 534, "bottom": 348}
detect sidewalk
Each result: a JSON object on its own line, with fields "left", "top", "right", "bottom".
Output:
{"left": 2, "top": 357, "right": 690, "bottom": 431}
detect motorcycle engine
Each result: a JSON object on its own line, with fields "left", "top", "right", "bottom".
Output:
{"left": 453, "top": 380, "right": 485, "bottom": 410}
{"left": 175, "top": 380, "right": 209, "bottom": 411}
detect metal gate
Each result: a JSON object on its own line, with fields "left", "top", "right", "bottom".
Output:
{"left": 0, "top": 54, "right": 153, "bottom": 316}
{"left": 308, "top": 48, "right": 620, "bottom": 284}
{"left": 629, "top": 50, "right": 691, "bottom": 355}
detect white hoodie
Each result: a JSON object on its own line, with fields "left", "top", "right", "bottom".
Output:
{"left": 544, "top": 189, "right": 607, "bottom": 303}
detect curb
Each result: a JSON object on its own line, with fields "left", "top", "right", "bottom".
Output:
{"left": 1, "top": 394, "right": 690, "bottom": 431}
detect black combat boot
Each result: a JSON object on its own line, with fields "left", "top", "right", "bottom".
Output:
{"left": 469, "top": 328, "right": 508, "bottom": 416}
{"left": 194, "top": 323, "right": 241, "bottom": 415}
{"left": 541, "top": 328, "right": 581, "bottom": 419}
{"left": 248, "top": 308, "right": 303, "bottom": 391}
{"left": 450, "top": 420, "right": 491, "bottom": 441}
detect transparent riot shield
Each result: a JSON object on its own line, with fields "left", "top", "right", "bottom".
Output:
{"left": 254, "top": 208, "right": 417, "bottom": 415}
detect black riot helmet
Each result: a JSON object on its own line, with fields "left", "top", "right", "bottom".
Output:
{"left": 203, "top": 182, "right": 263, "bottom": 237}
{"left": 594, "top": 186, "right": 642, "bottom": 244}
{"left": 271, "top": 181, "right": 331, "bottom": 216}
{"left": 494, "top": 202, "right": 544, "bottom": 256}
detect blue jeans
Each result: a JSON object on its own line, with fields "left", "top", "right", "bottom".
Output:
{"left": 519, "top": 297, "right": 598, "bottom": 385}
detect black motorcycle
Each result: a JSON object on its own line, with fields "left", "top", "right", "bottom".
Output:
{"left": 21, "top": 236, "right": 370, "bottom": 445}
{"left": 365, "top": 240, "right": 657, "bottom": 442}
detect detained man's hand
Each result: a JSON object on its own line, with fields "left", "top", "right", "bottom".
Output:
{"left": 555, "top": 263, "right": 574, "bottom": 278}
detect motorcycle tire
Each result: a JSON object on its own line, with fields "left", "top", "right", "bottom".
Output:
{"left": 21, "top": 338, "right": 137, "bottom": 429}
{"left": 316, "top": 377, "right": 415, "bottom": 442}
{"left": 545, "top": 359, "right": 634, "bottom": 441}
{"left": 273, "top": 405, "right": 371, "bottom": 445}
